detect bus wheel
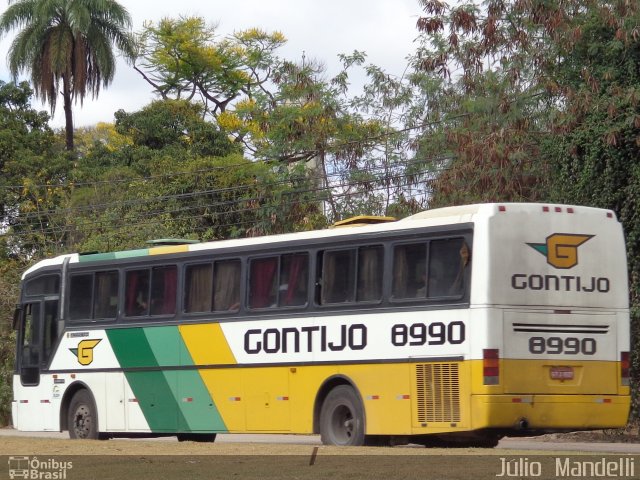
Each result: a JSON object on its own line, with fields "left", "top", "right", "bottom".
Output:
{"left": 68, "top": 390, "right": 99, "bottom": 440}
{"left": 177, "top": 433, "right": 217, "bottom": 442}
{"left": 320, "top": 385, "right": 365, "bottom": 446}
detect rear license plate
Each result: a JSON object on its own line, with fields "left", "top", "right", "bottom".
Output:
{"left": 550, "top": 366, "right": 574, "bottom": 380}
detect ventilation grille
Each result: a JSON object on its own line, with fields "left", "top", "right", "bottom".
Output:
{"left": 415, "top": 363, "right": 461, "bottom": 424}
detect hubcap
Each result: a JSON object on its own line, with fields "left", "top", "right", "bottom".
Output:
{"left": 331, "top": 405, "right": 354, "bottom": 444}
{"left": 73, "top": 404, "right": 92, "bottom": 438}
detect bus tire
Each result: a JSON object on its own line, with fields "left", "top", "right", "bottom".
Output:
{"left": 177, "top": 433, "right": 217, "bottom": 442}
{"left": 319, "top": 385, "right": 365, "bottom": 446}
{"left": 68, "top": 389, "right": 99, "bottom": 440}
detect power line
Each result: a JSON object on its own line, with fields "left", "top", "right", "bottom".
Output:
{"left": 5, "top": 169, "right": 435, "bottom": 238}
{"left": 2, "top": 173, "right": 435, "bottom": 242}
{"left": 0, "top": 114, "right": 462, "bottom": 191}
{"left": 9, "top": 157, "right": 445, "bottom": 221}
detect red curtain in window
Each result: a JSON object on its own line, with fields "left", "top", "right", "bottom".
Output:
{"left": 285, "top": 255, "right": 305, "bottom": 305}
{"left": 126, "top": 272, "right": 140, "bottom": 316}
{"left": 250, "top": 258, "right": 277, "bottom": 308}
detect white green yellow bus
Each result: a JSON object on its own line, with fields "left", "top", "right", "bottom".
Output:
{"left": 11, "top": 203, "right": 630, "bottom": 446}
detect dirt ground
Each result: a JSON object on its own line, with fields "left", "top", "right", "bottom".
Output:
{"left": 0, "top": 435, "right": 600, "bottom": 480}
{"left": 0, "top": 435, "right": 502, "bottom": 456}
{"left": 3, "top": 431, "right": 639, "bottom": 480}
{"left": 3, "top": 436, "right": 639, "bottom": 480}
{"left": 534, "top": 427, "right": 640, "bottom": 444}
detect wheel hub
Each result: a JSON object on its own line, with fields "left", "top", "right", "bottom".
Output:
{"left": 73, "top": 405, "right": 92, "bottom": 438}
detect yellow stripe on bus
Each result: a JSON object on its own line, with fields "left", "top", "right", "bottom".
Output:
{"left": 179, "top": 324, "right": 237, "bottom": 365}
{"left": 148, "top": 245, "right": 191, "bottom": 255}
{"left": 179, "top": 324, "right": 246, "bottom": 431}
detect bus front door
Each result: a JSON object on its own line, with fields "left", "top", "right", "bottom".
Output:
{"left": 16, "top": 299, "right": 59, "bottom": 386}
{"left": 17, "top": 302, "right": 42, "bottom": 386}
{"left": 14, "top": 300, "right": 60, "bottom": 431}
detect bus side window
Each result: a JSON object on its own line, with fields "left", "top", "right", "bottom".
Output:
{"left": 249, "top": 257, "right": 278, "bottom": 308}
{"left": 93, "top": 271, "right": 119, "bottom": 319}
{"left": 357, "top": 246, "right": 383, "bottom": 302}
{"left": 320, "top": 250, "right": 356, "bottom": 304}
{"left": 184, "top": 263, "right": 213, "bottom": 313}
{"left": 69, "top": 274, "right": 93, "bottom": 320}
{"left": 42, "top": 300, "right": 59, "bottom": 365}
{"left": 214, "top": 259, "right": 241, "bottom": 311}
{"left": 428, "top": 239, "right": 469, "bottom": 298}
{"left": 279, "top": 254, "right": 309, "bottom": 307}
{"left": 125, "top": 270, "right": 150, "bottom": 316}
{"left": 25, "top": 275, "right": 60, "bottom": 296}
{"left": 150, "top": 266, "right": 177, "bottom": 315}
{"left": 392, "top": 243, "right": 427, "bottom": 299}
{"left": 22, "top": 303, "right": 40, "bottom": 366}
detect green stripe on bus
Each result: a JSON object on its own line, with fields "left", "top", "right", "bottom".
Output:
{"left": 78, "top": 249, "right": 149, "bottom": 262}
{"left": 106, "top": 327, "right": 189, "bottom": 432}
{"left": 144, "top": 326, "right": 227, "bottom": 431}
{"left": 107, "top": 327, "right": 226, "bottom": 433}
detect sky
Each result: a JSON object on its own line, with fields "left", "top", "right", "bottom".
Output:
{"left": 0, "top": 0, "right": 424, "bottom": 129}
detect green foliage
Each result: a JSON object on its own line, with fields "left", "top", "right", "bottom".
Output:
{"left": 133, "top": 17, "right": 285, "bottom": 117}
{"left": 416, "top": 0, "right": 640, "bottom": 419}
{"left": 224, "top": 53, "right": 433, "bottom": 220}
{"left": 65, "top": 152, "right": 325, "bottom": 252}
{"left": 60, "top": 99, "right": 325, "bottom": 252}
{"left": 0, "top": 0, "right": 135, "bottom": 149}
{"left": 133, "top": 17, "right": 429, "bottom": 221}
{"left": 0, "top": 81, "right": 56, "bottom": 212}
{"left": 114, "top": 99, "right": 238, "bottom": 157}
{"left": 540, "top": 4, "right": 640, "bottom": 416}
{"left": 0, "top": 258, "right": 23, "bottom": 426}
{"left": 0, "top": 80, "right": 71, "bottom": 256}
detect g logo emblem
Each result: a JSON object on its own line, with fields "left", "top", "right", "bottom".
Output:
{"left": 69, "top": 339, "right": 102, "bottom": 365}
{"left": 527, "top": 234, "right": 593, "bottom": 269}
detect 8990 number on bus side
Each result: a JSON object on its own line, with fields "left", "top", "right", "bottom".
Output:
{"left": 391, "top": 321, "right": 466, "bottom": 347}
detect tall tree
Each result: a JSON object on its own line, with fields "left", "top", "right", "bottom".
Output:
{"left": 415, "top": 0, "right": 640, "bottom": 418}
{"left": 0, "top": 0, "right": 135, "bottom": 151}
{"left": 133, "top": 17, "right": 284, "bottom": 125}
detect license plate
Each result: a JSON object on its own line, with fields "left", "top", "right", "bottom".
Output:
{"left": 550, "top": 366, "right": 574, "bottom": 380}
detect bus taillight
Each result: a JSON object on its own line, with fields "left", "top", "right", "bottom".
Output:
{"left": 621, "top": 352, "right": 630, "bottom": 386}
{"left": 483, "top": 349, "right": 499, "bottom": 385}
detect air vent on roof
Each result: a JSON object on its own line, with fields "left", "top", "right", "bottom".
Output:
{"left": 146, "top": 238, "right": 200, "bottom": 246}
{"left": 331, "top": 215, "right": 397, "bottom": 228}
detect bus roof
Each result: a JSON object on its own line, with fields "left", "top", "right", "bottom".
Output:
{"left": 22, "top": 203, "right": 617, "bottom": 278}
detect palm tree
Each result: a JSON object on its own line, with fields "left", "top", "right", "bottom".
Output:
{"left": 0, "top": 0, "right": 135, "bottom": 151}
